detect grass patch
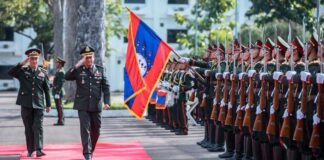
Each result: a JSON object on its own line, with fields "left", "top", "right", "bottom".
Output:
{"left": 51, "top": 100, "right": 125, "bottom": 110}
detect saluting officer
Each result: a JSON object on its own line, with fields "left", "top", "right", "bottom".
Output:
{"left": 8, "top": 48, "right": 51, "bottom": 157}
{"left": 65, "top": 46, "right": 110, "bottom": 160}
{"left": 52, "top": 57, "right": 66, "bottom": 126}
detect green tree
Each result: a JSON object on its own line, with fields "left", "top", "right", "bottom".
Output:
{"left": 246, "top": 0, "right": 324, "bottom": 31}
{"left": 174, "top": 0, "right": 235, "bottom": 56}
{"left": 0, "top": 0, "right": 53, "bottom": 57}
{"left": 105, "top": 0, "right": 127, "bottom": 57}
{"left": 238, "top": 21, "right": 304, "bottom": 46}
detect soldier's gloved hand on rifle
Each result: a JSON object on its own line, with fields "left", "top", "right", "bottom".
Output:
{"left": 204, "top": 70, "right": 211, "bottom": 77}
{"left": 179, "top": 57, "right": 190, "bottom": 64}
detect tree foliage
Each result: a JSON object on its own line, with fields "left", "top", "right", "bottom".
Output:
{"left": 174, "top": 0, "right": 235, "bottom": 56}
{"left": 0, "top": 0, "right": 53, "bottom": 55}
{"left": 246, "top": 0, "right": 324, "bottom": 31}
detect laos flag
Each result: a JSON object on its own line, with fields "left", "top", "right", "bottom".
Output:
{"left": 124, "top": 9, "right": 172, "bottom": 119}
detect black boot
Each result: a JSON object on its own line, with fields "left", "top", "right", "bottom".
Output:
{"left": 273, "top": 145, "right": 285, "bottom": 160}
{"left": 252, "top": 139, "right": 262, "bottom": 160}
{"left": 243, "top": 136, "right": 252, "bottom": 160}
{"left": 261, "top": 143, "right": 272, "bottom": 160}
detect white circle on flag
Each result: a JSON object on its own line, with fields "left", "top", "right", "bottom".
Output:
{"left": 137, "top": 53, "right": 147, "bottom": 76}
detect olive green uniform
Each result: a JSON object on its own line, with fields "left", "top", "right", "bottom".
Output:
{"left": 52, "top": 68, "right": 65, "bottom": 124}
{"left": 8, "top": 63, "right": 51, "bottom": 153}
{"left": 65, "top": 65, "right": 110, "bottom": 156}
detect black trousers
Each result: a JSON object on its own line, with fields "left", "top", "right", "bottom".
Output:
{"left": 78, "top": 110, "right": 101, "bottom": 155}
{"left": 21, "top": 107, "right": 44, "bottom": 152}
{"left": 54, "top": 98, "right": 64, "bottom": 123}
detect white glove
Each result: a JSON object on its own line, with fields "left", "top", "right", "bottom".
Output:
{"left": 256, "top": 105, "right": 262, "bottom": 114}
{"left": 220, "top": 99, "right": 226, "bottom": 107}
{"left": 236, "top": 105, "right": 241, "bottom": 112}
{"left": 282, "top": 109, "right": 288, "bottom": 118}
{"left": 313, "top": 113, "right": 320, "bottom": 125}
{"left": 270, "top": 105, "right": 275, "bottom": 114}
{"left": 179, "top": 57, "right": 190, "bottom": 63}
{"left": 296, "top": 109, "right": 305, "bottom": 120}
{"left": 213, "top": 98, "right": 217, "bottom": 105}
{"left": 203, "top": 93, "right": 206, "bottom": 99}
{"left": 54, "top": 94, "right": 60, "bottom": 99}
{"left": 241, "top": 105, "right": 246, "bottom": 111}
{"left": 245, "top": 105, "right": 250, "bottom": 111}
{"left": 228, "top": 103, "right": 232, "bottom": 109}
{"left": 204, "top": 70, "right": 210, "bottom": 76}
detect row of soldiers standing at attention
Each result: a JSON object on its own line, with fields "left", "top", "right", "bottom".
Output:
{"left": 146, "top": 29, "right": 324, "bottom": 160}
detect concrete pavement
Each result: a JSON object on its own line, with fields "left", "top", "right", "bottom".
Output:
{"left": 0, "top": 91, "right": 222, "bottom": 160}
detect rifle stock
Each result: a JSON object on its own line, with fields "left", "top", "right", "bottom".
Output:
{"left": 218, "top": 73, "right": 229, "bottom": 124}
{"left": 280, "top": 78, "right": 295, "bottom": 138}
{"left": 293, "top": 80, "right": 308, "bottom": 141}
{"left": 235, "top": 74, "right": 247, "bottom": 129}
{"left": 309, "top": 80, "right": 324, "bottom": 149}
{"left": 225, "top": 74, "right": 237, "bottom": 125}
{"left": 253, "top": 74, "right": 267, "bottom": 132}
{"left": 211, "top": 74, "right": 222, "bottom": 120}
{"left": 243, "top": 75, "right": 255, "bottom": 130}
{"left": 266, "top": 79, "right": 280, "bottom": 135}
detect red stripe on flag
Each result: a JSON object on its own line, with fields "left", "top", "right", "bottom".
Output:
{"left": 124, "top": 12, "right": 145, "bottom": 102}
{"left": 130, "top": 42, "right": 171, "bottom": 118}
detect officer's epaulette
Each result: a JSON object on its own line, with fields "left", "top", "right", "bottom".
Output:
{"left": 40, "top": 67, "right": 48, "bottom": 74}
{"left": 95, "top": 65, "right": 104, "bottom": 70}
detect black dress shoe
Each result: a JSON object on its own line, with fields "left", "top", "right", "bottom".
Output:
{"left": 219, "top": 151, "right": 234, "bottom": 159}
{"left": 84, "top": 154, "right": 92, "bottom": 160}
{"left": 175, "top": 131, "right": 188, "bottom": 135}
{"left": 226, "top": 153, "right": 243, "bottom": 160}
{"left": 27, "top": 151, "right": 33, "bottom": 157}
{"left": 208, "top": 144, "right": 225, "bottom": 152}
{"left": 54, "top": 122, "right": 64, "bottom": 126}
{"left": 36, "top": 150, "right": 46, "bottom": 157}
{"left": 197, "top": 139, "right": 206, "bottom": 146}
{"left": 201, "top": 141, "right": 211, "bottom": 148}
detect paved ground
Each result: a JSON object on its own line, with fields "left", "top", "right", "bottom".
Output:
{"left": 0, "top": 91, "right": 222, "bottom": 160}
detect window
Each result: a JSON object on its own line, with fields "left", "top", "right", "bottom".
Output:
{"left": 124, "top": 0, "right": 145, "bottom": 4}
{"left": 167, "top": 29, "right": 187, "bottom": 43}
{"left": 168, "top": 0, "right": 188, "bottom": 4}
{"left": 0, "top": 27, "right": 14, "bottom": 41}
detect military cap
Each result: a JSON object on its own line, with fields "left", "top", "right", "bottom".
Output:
{"left": 309, "top": 32, "right": 318, "bottom": 48}
{"left": 25, "top": 48, "right": 41, "bottom": 57}
{"left": 240, "top": 44, "right": 247, "bottom": 52}
{"left": 291, "top": 37, "right": 304, "bottom": 55}
{"left": 56, "top": 57, "right": 66, "bottom": 66}
{"left": 263, "top": 38, "right": 275, "bottom": 51}
{"left": 254, "top": 40, "right": 263, "bottom": 49}
{"left": 233, "top": 39, "right": 240, "bottom": 48}
{"left": 80, "top": 46, "right": 95, "bottom": 57}
{"left": 277, "top": 36, "right": 289, "bottom": 54}
{"left": 218, "top": 43, "right": 225, "bottom": 53}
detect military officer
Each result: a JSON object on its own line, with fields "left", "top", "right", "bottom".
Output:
{"left": 8, "top": 48, "right": 51, "bottom": 157}
{"left": 52, "top": 57, "right": 66, "bottom": 126}
{"left": 65, "top": 46, "right": 110, "bottom": 160}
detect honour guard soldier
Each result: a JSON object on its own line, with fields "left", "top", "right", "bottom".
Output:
{"left": 65, "top": 46, "right": 110, "bottom": 160}
{"left": 52, "top": 57, "right": 66, "bottom": 126}
{"left": 8, "top": 48, "right": 51, "bottom": 157}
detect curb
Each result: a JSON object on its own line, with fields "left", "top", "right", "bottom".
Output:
{"left": 45, "top": 109, "right": 132, "bottom": 118}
